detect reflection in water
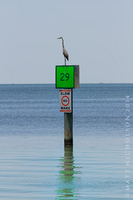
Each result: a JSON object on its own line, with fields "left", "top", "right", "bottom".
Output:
{"left": 56, "top": 146, "right": 81, "bottom": 200}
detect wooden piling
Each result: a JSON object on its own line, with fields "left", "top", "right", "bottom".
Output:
{"left": 55, "top": 65, "right": 79, "bottom": 147}
{"left": 64, "top": 89, "right": 73, "bottom": 146}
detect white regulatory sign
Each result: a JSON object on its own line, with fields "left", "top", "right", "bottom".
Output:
{"left": 59, "top": 90, "right": 71, "bottom": 113}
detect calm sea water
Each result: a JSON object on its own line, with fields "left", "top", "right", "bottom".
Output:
{"left": 0, "top": 84, "right": 133, "bottom": 199}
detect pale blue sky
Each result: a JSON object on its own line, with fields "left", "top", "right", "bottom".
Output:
{"left": 0, "top": 0, "right": 133, "bottom": 83}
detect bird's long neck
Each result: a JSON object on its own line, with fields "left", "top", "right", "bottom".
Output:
{"left": 62, "top": 38, "right": 64, "bottom": 49}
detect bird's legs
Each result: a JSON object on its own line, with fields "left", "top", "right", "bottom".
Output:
{"left": 64, "top": 58, "right": 66, "bottom": 66}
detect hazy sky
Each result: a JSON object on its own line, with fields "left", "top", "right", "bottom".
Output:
{"left": 0, "top": 0, "right": 133, "bottom": 84}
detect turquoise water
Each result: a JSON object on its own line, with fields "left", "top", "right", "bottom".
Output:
{"left": 0, "top": 84, "right": 133, "bottom": 199}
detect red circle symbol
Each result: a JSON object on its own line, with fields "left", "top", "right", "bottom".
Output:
{"left": 61, "top": 96, "right": 70, "bottom": 106}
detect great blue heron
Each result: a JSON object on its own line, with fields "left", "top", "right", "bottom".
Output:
{"left": 57, "top": 37, "right": 69, "bottom": 65}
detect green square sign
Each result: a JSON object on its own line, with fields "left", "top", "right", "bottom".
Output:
{"left": 56, "top": 66, "right": 75, "bottom": 88}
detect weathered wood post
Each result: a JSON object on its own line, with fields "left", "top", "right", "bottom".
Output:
{"left": 56, "top": 65, "right": 79, "bottom": 147}
{"left": 64, "top": 89, "right": 73, "bottom": 146}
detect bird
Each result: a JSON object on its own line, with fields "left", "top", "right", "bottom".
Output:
{"left": 57, "top": 37, "right": 69, "bottom": 65}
